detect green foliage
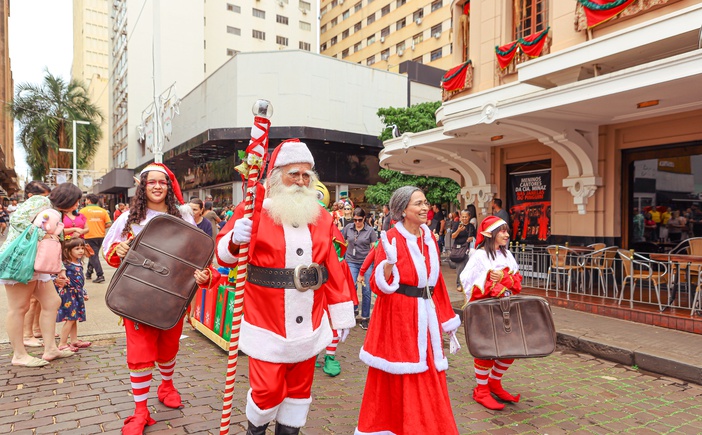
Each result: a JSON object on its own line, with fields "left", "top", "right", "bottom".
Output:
{"left": 366, "top": 101, "right": 460, "bottom": 206}
{"left": 9, "top": 70, "right": 104, "bottom": 180}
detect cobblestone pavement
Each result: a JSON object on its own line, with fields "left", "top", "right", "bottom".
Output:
{"left": 1, "top": 325, "right": 702, "bottom": 434}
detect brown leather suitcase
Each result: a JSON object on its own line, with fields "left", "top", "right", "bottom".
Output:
{"left": 105, "top": 213, "right": 215, "bottom": 330}
{"left": 463, "top": 295, "right": 556, "bottom": 359}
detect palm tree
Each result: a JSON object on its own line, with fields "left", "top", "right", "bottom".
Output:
{"left": 9, "top": 70, "right": 104, "bottom": 180}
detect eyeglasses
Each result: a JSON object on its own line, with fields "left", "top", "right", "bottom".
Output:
{"left": 146, "top": 180, "right": 168, "bottom": 188}
{"left": 353, "top": 218, "right": 364, "bottom": 222}
{"left": 344, "top": 207, "right": 352, "bottom": 210}
{"left": 286, "top": 171, "right": 311, "bottom": 182}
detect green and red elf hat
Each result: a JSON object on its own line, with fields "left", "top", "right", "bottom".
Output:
{"left": 475, "top": 215, "right": 507, "bottom": 248}
{"left": 139, "top": 163, "right": 188, "bottom": 211}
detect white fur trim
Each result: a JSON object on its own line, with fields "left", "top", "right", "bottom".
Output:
{"left": 374, "top": 260, "right": 399, "bottom": 294}
{"left": 239, "top": 313, "right": 333, "bottom": 363}
{"left": 327, "top": 301, "right": 356, "bottom": 329}
{"left": 425, "top": 298, "right": 448, "bottom": 371}
{"left": 276, "top": 396, "right": 312, "bottom": 428}
{"left": 273, "top": 142, "right": 315, "bottom": 168}
{"left": 216, "top": 230, "right": 238, "bottom": 266}
{"left": 394, "top": 222, "right": 439, "bottom": 287}
{"left": 283, "top": 223, "right": 315, "bottom": 340}
{"left": 441, "top": 314, "right": 461, "bottom": 334}
{"left": 246, "top": 388, "right": 280, "bottom": 427}
{"left": 355, "top": 429, "right": 397, "bottom": 435}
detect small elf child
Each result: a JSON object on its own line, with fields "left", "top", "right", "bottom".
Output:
{"left": 55, "top": 237, "right": 91, "bottom": 351}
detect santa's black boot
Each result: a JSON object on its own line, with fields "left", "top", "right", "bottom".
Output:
{"left": 246, "top": 421, "right": 269, "bottom": 435}
{"left": 274, "top": 423, "right": 301, "bottom": 435}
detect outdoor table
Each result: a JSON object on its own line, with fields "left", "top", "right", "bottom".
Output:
{"left": 649, "top": 253, "right": 702, "bottom": 310}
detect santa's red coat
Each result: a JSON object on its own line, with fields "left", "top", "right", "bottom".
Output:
{"left": 216, "top": 197, "right": 356, "bottom": 364}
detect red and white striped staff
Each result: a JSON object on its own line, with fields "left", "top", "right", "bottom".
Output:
{"left": 219, "top": 100, "right": 273, "bottom": 435}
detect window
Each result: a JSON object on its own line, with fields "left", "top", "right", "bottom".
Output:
{"left": 300, "top": 41, "right": 311, "bottom": 50}
{"left": 332, "top": 0, "right": 338, "bottom": 6}
{"left": 342, "top": 48, "right": 349, "bottom": 58}
{"left": 396, "top": 17, "right": 406, "bottom": 30}
{"left": 342, "top": 29, "right": 349, "bottom": 39}
{"left": 354, "top": 41, "right": 362, "bottom": 52}
{"left": 299, "top": 0, "right": 311, "bottom": 12}
{"left": 431, "top": 0, "right": 442, "bottom": 12}
{"left": 342, "top": 9, "right": 350, "bottom": 20}
{"left": 396, "top": 41, "right": 405, "bottom": 52}
{"left": 277, "top": 15, "right": 289, "bottom": 24}
{"left": 331, "top": 17, "right": 338, "bottom": 27}
{"left": 277, "top": 35, "right": 289, "bottom": 45}
{"left": 431, "top": 23, "right": 442, "bottom": 37}
{"left": 381, "top": 26, "right": 390, "bottom": 38}
{"left": 367, "top": 55, "right": 375, "bottom": 65}
{"left": 396, "top": 0, "right": 406, "bottom": 7}
{"left": 321, "top": 23, "right": 327, "bottom": 33}
{"left": 253, "top": 29, "right": 265, "bottom": 40}
{"left": 515, "top": 0, "right": 548, "bottom": 40}
{"left": 301, "top": 21, "right": 311, "bottom": 31}
{"left": 413, "top": 32, "right": 423, "bottom": 45}
{"left": 354, "top": 21, "right": 362, "bottom": 32}
{"left": 320, "top": 42, "right": 327, "bottom": 51}
{"left": 413, "top": 8, "right": 424, "bottom": 22}
{"left": 227, "top": 3, "right": 241, "bottom": 13}
{"left": 412, "top": 55, "right": 423, "bottom": 63}
{"left": 226, "top": 48, "right": 239, "bottom": 56}
{"left": 381, "top": 48, "right": 389, "bottom": 60}
{"left": 430, "top": 47, "right": 442, "bottom": 61}
{"left": 354, "top": 2, "right": 362, "bottom": 12}
{"left": 253, "top": 8, "right": 265, "bottom": 18}
{"left": 367, "top": 34, "right": 376, "bottom": 45}
{"left": 381, "top": 4, "right": 390, "bottom": 16}
{"left": 330, "top": 36, "right": 337, "bottom": 46}
{"left": 227, "top": 26, "right": 241, "bottom": 35}
{"left": 367, "top": 13, "right": 375, "bottom": 25}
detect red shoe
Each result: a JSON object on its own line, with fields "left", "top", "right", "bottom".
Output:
{"left": 488, "top": 379, "right": 521, "bottom": 403}
{"left": 473, "top": 385, "right": 504, "bottom": 410}
{"left": 122, "top": 407, "right": 156, "bottom": 435}
{"left": 157, "top": 382, "right": 184, "bottom": 409}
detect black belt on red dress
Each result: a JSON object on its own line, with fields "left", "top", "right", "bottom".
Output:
{"left": 247, "top": 263, "right": 328, "bottom": 291}
{"left": 396, "top": 284, "right": 435, "bottom": 299}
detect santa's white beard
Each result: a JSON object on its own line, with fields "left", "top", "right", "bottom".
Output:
{"left": 267, "top": 181, "right": 321, "bottom": 227}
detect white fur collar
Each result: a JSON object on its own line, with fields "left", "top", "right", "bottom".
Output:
{"left": 394, "top": 222, "right": 439, "bottom": 287}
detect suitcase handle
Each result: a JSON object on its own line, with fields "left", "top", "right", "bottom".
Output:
{"left": 500, "top": 296, "right": 512, "bottom": 333}
{"left": 125, "top": 251, "right": 170, "bottom": 276}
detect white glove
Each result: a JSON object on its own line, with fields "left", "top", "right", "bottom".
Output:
{"left": 231, "top": 218, "right": 253, "bottom": 245}
{"left": 380, "top": 231, "right": 397, "bottom": 265}
{"left": 338, "top": 328, "right": 350, "bottom": 342}
{"left": 449, "top": 331, "right": 461, "bottom": 355}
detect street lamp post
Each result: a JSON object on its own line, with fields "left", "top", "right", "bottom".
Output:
{"left": 59, "top": 120, "right": 90, "bottom": 186}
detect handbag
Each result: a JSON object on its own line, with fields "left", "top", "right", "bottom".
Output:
{"left": 105, "top": 214, "right": 215, "bottom": 330}
{"left": 463, "top": 295, "right": 556, "bottom": 359}
{"left": 34, "top": 235, "right": 63, "bottom": 274}
{"left": 0, "top": 225, "right": 40, "bottom": 283}
{"left": 84, "top": 243, "right": 95, "bottom": 257}
{"left": 449, "top": 243, "right": 469, "bottom": 263}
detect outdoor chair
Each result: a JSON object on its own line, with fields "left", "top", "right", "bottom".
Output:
{"left": 688, "top": 237, "right": 702, "bottom": 256}
{"left": 691, "top": 270, "right": 702, "bottom": 318}
{"left": 617, "top": 249, "right": 667, "bottom": 311}
{"left": 578, "top": 246, "right": 619, "bottom": 298}
{"left": 545, "top": 246, "right": 583, "bottom": 297}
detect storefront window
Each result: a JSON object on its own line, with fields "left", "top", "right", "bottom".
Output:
{"left": 625, "top": 142, "right": 702, "bottom": 250}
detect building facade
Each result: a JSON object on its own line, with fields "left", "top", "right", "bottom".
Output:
{"left": 380, "top": 0, "right": 702, "bottom": 248}
{"left": 0, "top": 0, "right": 17, "bottom": 197}
{"left": 319, "top": 0, "right": 454, "bottom": 70}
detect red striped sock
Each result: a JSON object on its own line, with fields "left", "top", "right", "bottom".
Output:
{"left": 158, "top": 359, "right": 176, "bottom": 382}
{"left": 130, "top": 370, "right": 153, "bottom": 404}
{"left": 326, "top": 330, "right": 340, "bottom": 356}
{"left": 474, "top": 358, "right": 494, "bottom": 386}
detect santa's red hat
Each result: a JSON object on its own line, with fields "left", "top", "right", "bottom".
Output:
{"left": 140, "top": 163, "right": 185, "bottom": 205}
{"left": 475, "top": 215, "right": 508, "bottom": 247}
{"left": 267, "top": 139, "right": 315, "bottom": 177}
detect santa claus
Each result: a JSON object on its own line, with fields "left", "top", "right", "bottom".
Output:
{"left": 216, "top": 139, "right": 356, "bottom": 435}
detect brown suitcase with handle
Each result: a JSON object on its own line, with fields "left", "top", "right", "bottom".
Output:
{"left": 463, "top": 295, "right": 556, "bottom": 359}
{"left": 105, "top": 213, "right": 215, "bottom": 330}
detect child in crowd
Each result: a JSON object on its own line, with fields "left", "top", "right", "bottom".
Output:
{"left": 55, "top": 237, "right": 91, "bottom": 352}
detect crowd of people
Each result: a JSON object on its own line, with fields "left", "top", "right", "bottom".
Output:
{"left": 632, "top": 204, "right": 702, "bottom": 245}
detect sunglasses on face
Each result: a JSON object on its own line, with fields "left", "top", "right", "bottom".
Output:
{"left": 353, "top": 218, "right": 364, "bottom": 222}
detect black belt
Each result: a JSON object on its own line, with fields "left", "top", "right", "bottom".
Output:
{"left": 247, "top": 263, "right": 328, "bottom": 292}
{"left": 396, "top": 284, "right": 435, "bottom": 299}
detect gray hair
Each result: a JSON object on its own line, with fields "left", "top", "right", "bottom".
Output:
{"left": 388, "top": 186, "right": 422, "bottom": 222}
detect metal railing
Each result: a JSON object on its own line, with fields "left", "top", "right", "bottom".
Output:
{"left": 509, "top": 243, "right": 702, "bottom": 316}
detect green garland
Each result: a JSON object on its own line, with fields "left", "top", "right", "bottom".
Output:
{"left": 519, "top": 26, "right": 550, "bottom": 46}
{"left": 495, "top": 42, "right": 518, "bottom": 56}
{"left": 441, "top": 60, "right": 472, "bottom": 83}
{"left": 577, "top": 0, "right": 631, "bottom": 11}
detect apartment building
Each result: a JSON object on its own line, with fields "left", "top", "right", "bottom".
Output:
{"left": 380, "top": 0, "right": 702, "bottom": 248}
{"left": 319, "top": 0, "right": 454, "bottom": 70}
{"left": 0, "top": 0, "right": 16, "bottom": 197}
{"left": 72, "top": 0, "right": 111, "bottom": 184}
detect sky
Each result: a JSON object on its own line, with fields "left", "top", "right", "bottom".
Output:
{"left": 8, "top": 0, "right": 73, "bottom": 181}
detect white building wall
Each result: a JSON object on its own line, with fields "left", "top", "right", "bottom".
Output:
{"left": 163, "top": 50, "right": 408, "bottom": 157}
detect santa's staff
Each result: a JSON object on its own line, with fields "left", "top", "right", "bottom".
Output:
{"left": 219, "top": 100, "right": 273, "bottom": 435}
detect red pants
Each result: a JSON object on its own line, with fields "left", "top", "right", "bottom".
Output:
{"left": 124, "top": 317, "right": 184, "bottom": 370}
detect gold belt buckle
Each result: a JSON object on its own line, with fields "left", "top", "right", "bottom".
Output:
{"left": 293, "top": 263, "right": 323, "bottom": 292}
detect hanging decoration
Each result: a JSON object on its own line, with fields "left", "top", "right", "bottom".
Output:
{"left": 463, "top": 0, "right": 470, "bottom": 14}
{"left": 440, "top": 60, "right": 473, "bottom": 99}
{"left": 577, "top": 0, "right": 635, "bottom": 28}
{"left": 494, "top": 27, "right": 550, "bottom": 70}
{"left": 574, "top": 0, "right": 671, "bottom": 31}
